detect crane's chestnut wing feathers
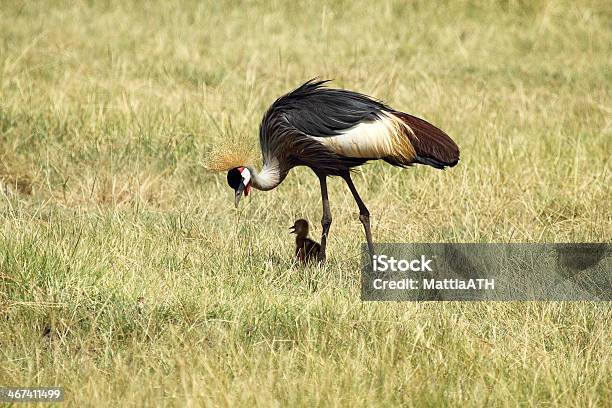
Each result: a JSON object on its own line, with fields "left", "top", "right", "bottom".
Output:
{"left": 392, "top": 111, "right": 459, "bottom": 168}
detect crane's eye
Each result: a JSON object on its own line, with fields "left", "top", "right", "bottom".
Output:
{"left": 227, "top": 168, "right": 242, "bottom": 189}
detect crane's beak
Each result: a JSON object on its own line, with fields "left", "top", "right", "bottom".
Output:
{"left": 234, "top": 183, "right": 245, "bottom": 208}
{"left": 289, "top": 225, "right": 296, "bottom": 234}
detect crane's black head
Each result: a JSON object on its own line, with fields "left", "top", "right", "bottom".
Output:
{"left": 227, "top": 167, "right": 252, "bottom": 207}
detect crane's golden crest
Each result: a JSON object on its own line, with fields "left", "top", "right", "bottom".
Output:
{"left": 204, "top": 141, "right": 258, "bottom": 172}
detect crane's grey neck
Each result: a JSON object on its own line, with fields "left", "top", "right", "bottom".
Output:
{"left": 247, "top": 161, "right": 282, "bottom": 191}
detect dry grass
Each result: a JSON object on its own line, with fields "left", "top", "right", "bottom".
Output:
{"left": 0, "top": 0, "right": 611, "bottom": 406}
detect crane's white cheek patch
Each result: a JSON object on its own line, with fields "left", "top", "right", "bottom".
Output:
{"left": 240, "top": 168, "right": 251, "bottom": 186}
{"left": 310, "top": 114, "right": 416, "bottom": 160}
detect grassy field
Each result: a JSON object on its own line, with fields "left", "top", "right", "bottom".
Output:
{"left": 1, "top": 0, "right": 610, "bottom": 406}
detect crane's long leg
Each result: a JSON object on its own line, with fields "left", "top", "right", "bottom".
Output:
{"left": 317, "top": 174, "right": 332, "bottom": 263}
{"left": 343, "top": 173, "right": 375, "bottom": 257}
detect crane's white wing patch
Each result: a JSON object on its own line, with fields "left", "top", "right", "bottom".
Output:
{"left": 310, "top": 112, "right": 416, "bottom": 161}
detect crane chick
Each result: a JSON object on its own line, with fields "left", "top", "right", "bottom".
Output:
{"left": 290, "top": 219, "right": 321, "bottom": 265}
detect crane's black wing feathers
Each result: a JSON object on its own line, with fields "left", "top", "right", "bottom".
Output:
{"left": 276, "top": 79, "right": 390, "bottom": 137}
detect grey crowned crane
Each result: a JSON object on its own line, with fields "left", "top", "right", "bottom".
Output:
{"left": 226, "top": 79, "right": 459, "bottom": 262}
